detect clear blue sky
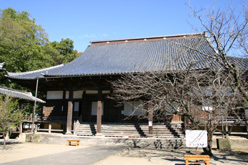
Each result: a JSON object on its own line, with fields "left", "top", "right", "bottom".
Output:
{"left": 0, "top": 0, "right": 245, "bottom": 52}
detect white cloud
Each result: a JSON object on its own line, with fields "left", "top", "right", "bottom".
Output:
{"left": 79, "top": 33, "right": 110, "bottom": 39}
{"left": 82, "top": 34, "right": 97, "bottom": 38}
{"left": 101, "top": 33, "right": 108, "bottom": 37}
{"left": 59, "top": 33, "right": 114, "bottom": 42}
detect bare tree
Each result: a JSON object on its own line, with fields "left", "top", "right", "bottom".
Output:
{"left": 111, "top": 64, "right": 244, "bottom": 154}
{"left": 110, "top": 1, "right": 248, "bottom": 156}
{"left": 188, "top": 1, "right": 248, "bottom": 103}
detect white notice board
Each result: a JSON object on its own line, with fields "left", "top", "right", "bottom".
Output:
{"left": 186, "top": 130, "right": 207, "bottom": 148}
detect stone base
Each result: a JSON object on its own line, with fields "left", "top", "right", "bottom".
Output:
{"left": 26, "top": 133, "right": 41, "bottom": 143}
{"left": 65, "top": 132, "right": 72, "bottom": 135}
{"left": 95, "top": 133, "right": 104, "bottom": 137}
{"left": 18, "top": 133, "right": 26, "bottom": 142}
{"left": 216, "top": 138, "right": 231, "bottom": 151}
{"left": 33, "top": 133, "right": 185, "bottom": 149}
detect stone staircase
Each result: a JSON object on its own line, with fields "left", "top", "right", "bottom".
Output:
{"left": 76, "top": 123, "right": 184, "bottom": 138}
{"left": 143, "top": 124, "right": 184, "bottom": 138}
{"left": 76, "top": 123, "right": 97, "bottom": 136}
{"left": 101, "top": 123, "right": 146, "bottom": 138}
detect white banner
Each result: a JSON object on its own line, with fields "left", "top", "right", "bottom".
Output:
{"left": 186, "top": 130, "right": 207, "bottom": 148}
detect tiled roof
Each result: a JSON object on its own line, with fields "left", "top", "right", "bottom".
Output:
{"left": 0, "top": 86, "right": 45, "bottom": 103}
{"left": 42, "top": 33, "right": 217, "bottom": 77}
{"left": 6, "top": 32, "right": 248, "bottom": 80}
{"left": 226, "top": 56, "right": 248, "bottom": 69}
{"left": 7, "top": 64, "right": 64, "bottom": 80}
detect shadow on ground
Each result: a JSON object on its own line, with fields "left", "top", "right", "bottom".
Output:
{"left": 119, "top": 147, "right": 248, "bottom": 165}
{"left": 211, "top": 150, "right": 248, "bottom": 164}
{"left": 0, "top": 140, "right": 22, "bottom": 150}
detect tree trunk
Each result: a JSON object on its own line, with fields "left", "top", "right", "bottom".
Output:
{"left": 206, "top": 137, "right": 213, "bottom": 156}
{"left": 203, "top": 127, "right": 214, "bottom": 156}
{"left": 3, "top": 132, "right": 7, "bottom": 150}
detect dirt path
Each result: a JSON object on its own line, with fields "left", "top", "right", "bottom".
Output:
{"left": 0, "top": 141, "right": 89, "bottom": 164}
{"left": 1, "top": 138, "right": 248, "bottom": 165}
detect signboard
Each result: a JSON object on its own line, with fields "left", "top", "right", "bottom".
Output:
{"left": 202, "top": 106, "right": 213, "bottom": 111}
{"left": 186, "top": 130, "right": 207, "bottom": 148}
{"left": 148, "top": 121, "right": 153, "bottom": 126}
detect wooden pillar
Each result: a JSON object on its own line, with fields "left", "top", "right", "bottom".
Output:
{"left": 80, "top": 91, "right": 86, "bottom": 118}
{"left": 48, "top": 123, "right": 52, "bottom": 133}
{"left": 184, "top": 116, "right": 188, "bottom": 130}
{"left": 19, "top": 122, "right": 22, "bottom": 135}
{"left": 73, "top": 121, "right": 76, "bottom": 135}
{"left": 96, "top": 88, "right": 102, "bottom": 134}
{"left": 66, "top": 90, "right": 73, "bottom": 134}
{"left": 148, "top": 101, "right": 153, "bottom": 134}
{"left": 35, "top": 124, "right": 38, "bottom": 133}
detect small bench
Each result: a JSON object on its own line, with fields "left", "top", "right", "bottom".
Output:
{"left": 67, "top": 140, "right": 80, "bottom": 146}
{"left": 185, "top": 155, "right": 210, "bottom": 165}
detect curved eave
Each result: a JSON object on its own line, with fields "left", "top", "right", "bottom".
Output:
{"left": 6, "top": 64, "right": 64, "bottom": 80}
{"left": 13, "top": 96, "right": 46, "bottom": 103}
{"left": 43, "top": 67, "right": 211, "bottom": 78}
{"left": 44, "top": 71, "right": 138, "bottom": 78}
{"left": 6, "top": 75, "right": 44, "bottom": 80}
{"left": 0, "top": 87, "right": 46, "bottom": 103}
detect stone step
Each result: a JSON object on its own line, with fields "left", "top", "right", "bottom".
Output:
{"left": 76, "top": 123, "right": 184, "bottom": 138}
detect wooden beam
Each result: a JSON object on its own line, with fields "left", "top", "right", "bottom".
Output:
{"left": 66, "top": 90, "right": 73, "bottom": 134}
{"left": 96, "top": 89, "right": 102, "bottom": 134}
{"left": 148, "top": 101, "right": 153, "bottom": 134}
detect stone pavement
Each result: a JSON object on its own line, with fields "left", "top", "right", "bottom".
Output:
{"left": 1, "top": 145, "right": 126, "bottom": 165}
